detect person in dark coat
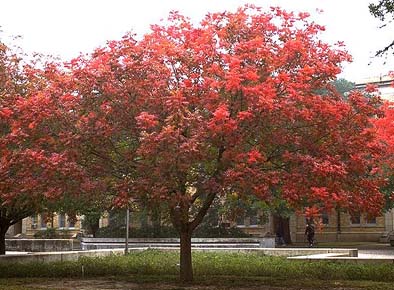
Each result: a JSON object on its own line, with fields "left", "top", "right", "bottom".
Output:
{"left": 305, "top": 222, "right": 315, "bottom": 247}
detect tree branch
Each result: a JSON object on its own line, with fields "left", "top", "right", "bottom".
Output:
{"left": 189, "top": 145, "right": 225, "bottom": 231}
{"left": 189, "top": 192, "right": 216, "bottom": 231}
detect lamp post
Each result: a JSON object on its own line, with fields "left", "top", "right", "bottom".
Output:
{"left": 125, "top": 206, "right": 129, "bottom": 255}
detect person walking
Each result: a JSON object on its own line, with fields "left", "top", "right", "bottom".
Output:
{"left": 305, "top": 221, "right": 315, "bottom": 247}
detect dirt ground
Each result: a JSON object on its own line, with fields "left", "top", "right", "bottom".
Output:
{"left": 9, "top": 279, "right": 363, "bottom": 290}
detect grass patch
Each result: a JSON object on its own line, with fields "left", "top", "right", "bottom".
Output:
{"left": 0, "top": 250, "right": 393, "bottom": 283}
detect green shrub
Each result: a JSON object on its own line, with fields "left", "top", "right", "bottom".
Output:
{"left": 33, "top": 228, "right": 57, "bottom": 239}
{"left": 192, "top": 224, "right": 251, "bottom": 238}
{"left": 95, "top": 224, "right": 250, "bottom": 238}
{"left": 33, "top": 228, "right": 71, "bottom": 239}
{"left": 96, "top": 225, "right": 178, "bottom": 238}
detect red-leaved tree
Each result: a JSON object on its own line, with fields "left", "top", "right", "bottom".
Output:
{"left": 59, "top": 6, "right": 385, "bottom": 282}
{"left": 372, "top": 99, "right": 394, "bottom": 208}
{"left": 0, "top": 43, "right": 86, "bottom": 254}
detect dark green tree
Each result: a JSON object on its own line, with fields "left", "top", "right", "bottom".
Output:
{"left": 332, "top": 78, "right": 355, "bottom": 97}
{"left": 369, "top": 0, "right": 394, "bottom": 56}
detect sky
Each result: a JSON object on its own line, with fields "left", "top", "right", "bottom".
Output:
{"left": 0, "top": 0, "right": 393, "bottom": 82}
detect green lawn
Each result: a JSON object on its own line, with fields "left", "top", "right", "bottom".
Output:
{"left": 0, "top": 250, "right": 393, "bottom": 289}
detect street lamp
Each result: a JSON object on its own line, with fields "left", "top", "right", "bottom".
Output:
{"left": 125, "top": 206, "right": 130, "bottom": 255}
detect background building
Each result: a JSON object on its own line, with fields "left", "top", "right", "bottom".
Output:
{"left": 6, "top": 214, "right": 82, "bottom": 238}
{"left": 354, "top": 74, "right": 394, "bottom": 101}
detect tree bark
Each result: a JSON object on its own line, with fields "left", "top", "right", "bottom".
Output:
{"left": 273, "top": 214, "right": 292, "bottom": 245}
{"left": 90, "top": 219, "right": 100, "bottom": 238}
{"left": 281, "top": 217, "right": 292, "bottom": 245}
{"left": 151, "top": 207, "right": 162, "bottom": 237}
{"left": 0, "top": 226, "right": 9, "bottom": 255}
{"left": 179, "top": 229, "right": 193, "bottom": 283}
{"left": 336, "top": 209, "right": 341, "bottom": 242}
{"left": 170, "top": 188, "right": 218, "bottom": 283}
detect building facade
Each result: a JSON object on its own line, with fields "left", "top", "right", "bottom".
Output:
{"left": 5, "top": 208, "right": 394, "bottom": 243}
{"left": 354, "top": 74, "right": 394, "bottom": 101}
{"left": 235, "top": 209, "right": 394, "bottom": 243}
{"left": 291, "top": 211, "right": 392, "bottom": 243}
{"left": 6, "top": 213, "right": 82, "bottom": 238}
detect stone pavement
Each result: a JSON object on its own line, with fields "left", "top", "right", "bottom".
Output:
{"left": 358, "top": 243, "right": 394, "bottom": 258}
{"left": 328, "top": 242, "right": 394, "bottom": 258}
{"left": 289, "top": 242, "right": 394, "bottom": 261}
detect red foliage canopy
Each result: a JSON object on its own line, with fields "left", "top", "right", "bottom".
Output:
{"left": 47, "top": 6, "right": 387, "bottom": 281}
{"left": 374, "top": 101, "right": 394, "bottom": 158}
{"left": 61, "top": 5, "right": 385, "bottom": 222}
{"left": 0, "top": 45, "right": 86, "bottom": 226}
{"left": 372, "top": 99, "right": 394, "bottom": 206}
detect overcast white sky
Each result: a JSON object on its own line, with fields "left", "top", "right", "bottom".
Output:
{"left": 1, "top": 0, "right": 393, "bottom": 82}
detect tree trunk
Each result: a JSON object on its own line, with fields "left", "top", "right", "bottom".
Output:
{"left": 151, "top": 207, "right": 162, "bottom": 237}
{"left": 336, "top": 209, "right": 341, "bottom": 242}
{"left": 90, "top": 219, "right": 100, "bottom": 238}
{"left": 0, "top": 226, "right": 9, "bottom": 255}
{"left": 171, "top": 190, "right": 216, "bottom": 283}
{"left": 179, "top": 229, "right": 193, "bottom": 283}
{"left": 273, "top": 214, "right": 292, "bottom": 245}
{"left": 281, "top": 217, "right": 292, "bottom": 245}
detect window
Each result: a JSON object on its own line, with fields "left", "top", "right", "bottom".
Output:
{"left": 40, "top": 213, "right": 48, "bottom": 229}
{"left": 59, "top": 214, "right": 66, "bottom": 228}
{"left": 236, "top": 215, "right": 245, "bottom": 226}
{"left": 350, "top": 213, "right": 361, "bottom": 225}
{"left": 366, "top": 216, "right": 377, "bottom": 225}
{"left": 31, "top": 215, "right": 38, "bottom": 229}
{"left": 249, "top": 215, "right": 259, "bottom": 226}
{"left": 321, "top": 212, "right": 329, "bottom": 225}
{"left": 259, "top": 212, "right": 269, "bottom": 225}
{"left": 68, "top": 217, "right": 76, "bottom": 228}
{"left": 80, "top": 217, "right": 85, "bottom": 230}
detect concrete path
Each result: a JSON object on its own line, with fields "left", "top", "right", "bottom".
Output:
{"left": 358, "top": 246, "right": 394, "bottom": 259}
{"left": 289, "top": 243, "right": 394, "bottom": 262}
{"left": 5, "top": 251, "right": 29, "bottom": 255}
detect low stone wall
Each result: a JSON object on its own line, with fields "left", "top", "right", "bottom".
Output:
{"left": 0, "top": 249, "right": 125, "bottom": 263}
{"left": 295, "top": 232, "right": 382, "bottom": 243}
{"left": 154, "top": 247, "right": 357, "bottom": 257}
{"left": 80, "top": 237, "right": 275, "bottom": 250}
{"left": 6, "top": 239, "right": 74, "bottom": 252}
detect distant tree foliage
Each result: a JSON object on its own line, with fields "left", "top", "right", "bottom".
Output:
{"left": 369, "top": 0, "right": 394, "bottom": 56}
{"left": 333, "top": 78, "right": 355, "bottom": 98}
{"left": 369, "top": 0, "right": 394, "bottom": 21}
